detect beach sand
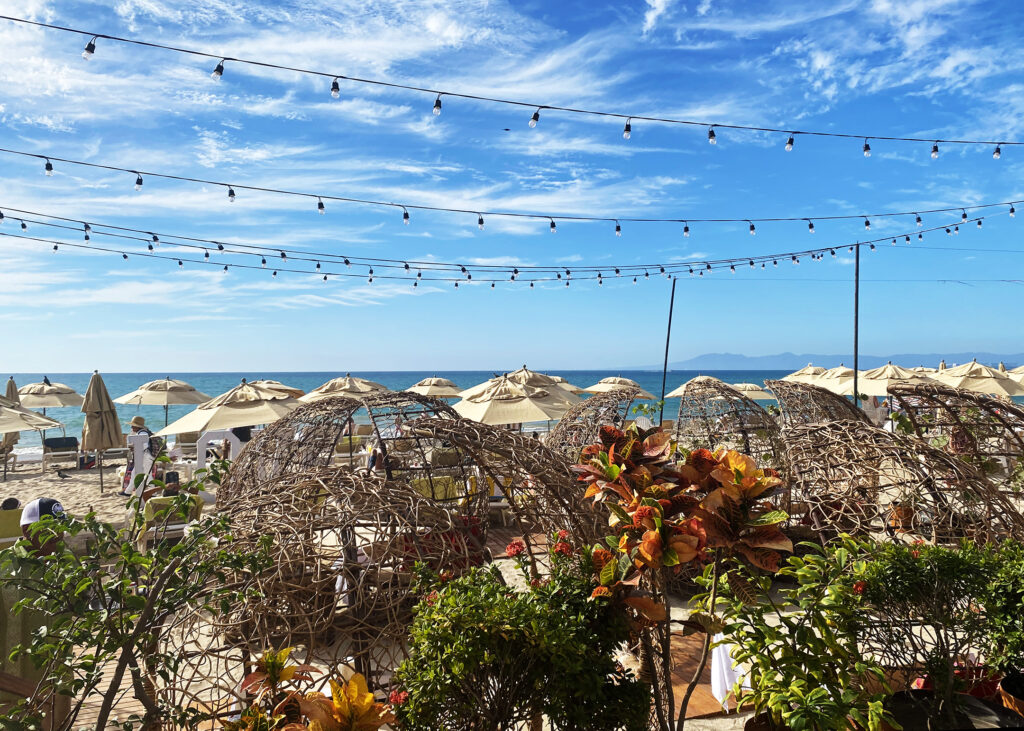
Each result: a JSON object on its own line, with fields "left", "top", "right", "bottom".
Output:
{"left": 1, "top": 464, "right": 132, "bottom": 525}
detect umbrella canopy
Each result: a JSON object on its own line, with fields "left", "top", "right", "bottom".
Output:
{"left": 1008, "top": 365, "right": 1024, "bottom": 383}
{"left": 813, "top": 365, "right": 857, "bottom": 395}
{"left": 730, "top": 382, "right": 775, "bottom": 400}
{"left": 849, "top": 362, "right": 938, "bottom": 397}
{"left": 2, "top": 378, "right": 21, "bottom": 449}
{"left": 460, "top": 367, "right": 581, "bottom": 405}
{"left": 931, "top": 360, "right": 1024, "bottom": 397}
{"left": 665, "top": 375, "right": 720, "bottom": 398}
{"left": 19, "top": 377, "right": 84, "bottom": 409}
{"left": 547, "top": 374, "right": 586, "bottom": 395}
{"left": 81, "top": 371, "right": 123, "bottom": 453}
{"left": 583, "top": 376, "right": 655, "bottom": 401}
{"left": 114, "top": 377, "right": 211, "bottom": 406}
{"left": 453, "top": 376, "right": 571, "bottom": 425}
{"left": 0, "top": 395, "right": 62, "bottom": 434}
{"left": 781, "top": 364, "right": 827, "bottom": 384}
{"left": 300, "top": 374, "right": 389, "bottom": 403}
{"left": 156, "top": 380, "right": 301, "bottom": 436}
{"left": 249, "top": 379, "right": 306, "bottom": 398}
{"left": 911, "top": 366, "right": 936, "bottom": 374}
{"left": 406, "top": 377, "right": 462, "bottom": 398}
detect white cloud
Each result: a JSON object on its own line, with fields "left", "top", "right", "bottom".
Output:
{"left": 643, "top": 0, "right": 675, "bottom": 34}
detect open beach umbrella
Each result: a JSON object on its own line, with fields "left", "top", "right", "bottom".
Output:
{"left": 81, "top": 371, "right": 124, "bottom": 492}
{"left": 1008, "top": 365, "right": 1024, "bottom": 383}
{"left": 114, "top": 377, "right": 212, "bottom": 426}
{"left": 781, "top": 364, "right": 827, "bottom": 384}
{"left": 460, "top": 367, "right": 581, "bottom": 405}
{"left": 931, "top": 360, "right": 1024, "bottom": 397}
{"left": 19, "top": 377, "right": 84, "bottom": 413}
{"left": 0, "top": 395, "right": 62, "bottom": 434}
{"left": 300, "top": 374, "right": 389, "bottom": 403}
{"left": 156, "top": 379, "right": 300, "bottom": 437}
{"left": 547, "top": 374, "right": 586, "bottom": 395}
{"left": 665, "top": 375, "right": 720, "bottom": 398}
{"left": 407, "top": 377, "right": 462, "bottom": 398}
{"left": 730, "top": 383, "right": 775, "bottom": 400}
{"left": 583, "top": 376, "right": 656, "bottom": 401}
{"left": 454, "top": 376, "right": 572, "bottom": 426}
{"left": 855, "top": 362, "right": 937, "bottom": 397}
{"left": 813, "top": 365, "right": 857, "bottom": 395}
{"left": 249, "top": 379, "right": 306, "bottom": 398}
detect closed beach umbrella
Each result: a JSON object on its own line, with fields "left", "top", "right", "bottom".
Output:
{"left": 931, "top": 360, "right": 1024, "bottom": 397}
{"left": 583, "top": 376, "right": 656, "bottom": 401}
{"left": 250, "top": 379, "right": 306, "bottom": 398}
{"left": 2, "top": 377, "right": 21, "bottom": 451}
{"left": 81, "top": 371, "right": 123, "bottom": 492}
{"left": 19, "top": 377, "right": 85, "bottom": 413}
{"left": 114, "top": 377, "right": 212, "bottom": 426}
{"left": 156, "top": 379, "right": 300, "bottom": 436}
{"left": 407, "top": 377, "right": 462, "bottom": 398}
{"left": 781, "top": 364, "right": 827, "bottom": 384}
{"left": 300, "top": 374, "right": 389, "bottom": 403}
{"left": 454, "top": 376, "right": 571, "bottom": 425}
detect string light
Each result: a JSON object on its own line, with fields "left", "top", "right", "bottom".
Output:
{"left": 961, "top": 209, "right": 968, "bottom": 222}
{"left": 433, "top": 94, "right": 442, "bottom": 116}
{"left": 1011, "top": 205, "right": 1016, "bottom": 217}
{"left": 52, "top": 244, "right": 57, "bottom": 251}
{"left": 20, "top": 221, "right": 26, "bottom": 231}
{"left": 994, "top": 144, "right": 1002, "bottom": 159}
{"left": 331, "top": 78, "right": 341, "bottom": 99}
{"left": 477, "top": 214, "right": 485, "bottom": 230}
{"left": 122, "top": 253, "right": 128, "bottom": 260}
{"left": 134, "top": 172, "right": 143, "bottom": 190}
{"left": 931, "top": 142, "right": 939, "bottom": 159}
{"left": 918, "top": 232, "right": 923, "bottom": 241}
{"left": 224, "top": 264, "right": 229, "bottom": 272}
{"left": 317, "top": 197, "right": 325, "bottom": 215}
{"left": 203, "top": 250, "right": 210, "bottom": 260}
{"left": 708, "top": 126, "right": 717, "bottom": 145}
{"left": 549, "top": 218, "right": 556, "bottom": 233}
{"left": 977, "top": 219, "right": 982, "bottom": 228}
{"left": 529, "top": 108, "right": 540, "bottom": 128}
{"left": 748, "top": 221, "right": 756, "bottom": 235}
{"left": 915, "top": 213, "right": 922, "bottom": 226}
{"left": 863, "top": 139, "right": 871, "bottom": 157}
{"left": 323, "top": 274, "right": 328, "bottom": 281}
{"left": 280, "top": 250, "right": 287, "bottom": 260}
{"left": 807, "top": 219, "right": 815, "bottom": 234}
{"left": 44, "top": 159, "right": 53, "bottom": 176}
{"left": 228, "top": 186, "right": 236, "bottom": 202}
{"left": 614, "top": 220, "right": 621, "bottom": 237}
{"left": 272, "top": 270, "right": 277, "bottom": 277}
{"left": 261, "top": 257, "right": 267, "bottom": 267}
{"left": 178, "top": 259, "right": 183, "bottom": 268}
{"left": 623, "top": 119, "right": 632, "bottom": 140}
{"left": 211, "top": 58, "right": 225, "bottom": 80}
{"left": 785, "top": 134, "right": 794, "bottom": 151}
{"left": 82, "top": 35, "right": 96, "bottom": 59}
{"left": 683, "top": 222, "right": 690, "bottom": 237}
{"left": 864, "top": 218, "right": 871, "bottom": 231}
{"left": 402, "top": 207, "right": 410, "bottom": 225}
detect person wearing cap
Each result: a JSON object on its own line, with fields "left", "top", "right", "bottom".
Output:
{"left": 20, "top": 497, "right": 66, "bottom": 555}
{"left": 120, "top": 416, "right": 155, "bottom": 496}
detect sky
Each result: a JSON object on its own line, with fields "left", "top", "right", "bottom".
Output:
{"left": 0, "top": 0, "right": 1022, "bottom": 372}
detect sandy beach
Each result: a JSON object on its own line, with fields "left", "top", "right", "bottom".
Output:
{"left": 1, "top": 464, "right": 133, "bottom": 526}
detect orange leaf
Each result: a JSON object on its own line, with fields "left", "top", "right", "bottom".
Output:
{"left": 624, "top": 594, "right": 667, "bottom": 621}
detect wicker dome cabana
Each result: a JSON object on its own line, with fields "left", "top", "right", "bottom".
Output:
{"left": 887, "top": 382, "right": 1024, "bottom": 487}
{"left": 783, "top": 419, "right": 1024, "bottom": 543}
{"left": 765, "top": 378, "right": 870, "bottom": 427}
{"left": 214, "top": 467, "right": 485, "bottom": 688}
{"left": 546, "top": 387, "right": 641, "bottom": 462}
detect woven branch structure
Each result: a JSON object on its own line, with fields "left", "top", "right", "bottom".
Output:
{"left": 765, "top": 378, "right": 870, "bottom": 427}
{"left": 546, "top": 388, "right": 640, "bottom": 462}
{"left": 783, "top": 419, "right": 1024, "bottom": 543}
{"left": 887, "top": 382, "right": 1024, "bottom": 486}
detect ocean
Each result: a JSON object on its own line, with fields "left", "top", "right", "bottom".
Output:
{"left": 5, "top": 369, "right": 790, "bottom": 455}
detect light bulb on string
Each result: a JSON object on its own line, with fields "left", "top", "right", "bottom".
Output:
{"left": 623, "top": 118, "right": 631, "bottom": 140}
{"left": 749, "top": 260, "right": 755, "bottom": 268}
{"left": 228, "top": 186, "right": 236, "bottom": 202}
{"left": 615, "top": 268, "right": 621, "bottom": 276}
{"left": 977, "top": 219, "right": 982, "bottom": 228}
{"left": 530, "top": 281, "right": 535, "bottom": 288}
{"left": 122, "top": 253, "right": 128, "bottom": 261}
{"left": 216, "top": 243, "right": 224, "bottom": 251}
{"left": 945, "top": 227, "right": 952, "bottom": 235}
{"left": 863, "top": 139, "right": 871, "bottom": 157}
{"left": 730, "top": 265, "right": 735, "bottom": 273}
{"left": 614, "top": 220, "right": 621, "bottom": 237}
{"left": 323, "top": 274, "right": 327, "bottom": 281}
{"left": 773, "top": 260, "right": 778, "bottom": 267}
{"left": 785, "top": 134, "right": 794, "bottom": 151}
{"left": 565, "top": 280, "right": 569, "bottom": 287}
{"left": 433, "top": 94, "right": 442, "bottom": 116}
{"left": 280, "top": 251, "right": 287, "bottom": 260}
{"left": 792, "top": 256, "right": 799, "bottom": 265}
{"left": 477, "top": 214, "right": 484, "bottom": 230}
{"left": 807, "top": 219, "right": 815, "bottom": 234}
{"left": 490, "top": 282, "right": 494, "bottom": 289}
{"left": 633, "top": 276, "right": 637, "bottom": 284}
{"left": 644, "top": 270, "right": 649, "bottom": 279}
{"left": 223, "top": 265, "right": 229, "bottom": 272}
{"left": 134, "top": 173, "right": 143, "bottom": 190}
{"left": 415, "top": 281, "right": 419, "bottom": 288}
{"left": 915, "top": 213, "right": 922, "bottom": 226}
{"left": 211, "top": 59, "right": 225, "bottom": 80}
{"left": 549, "top": 218, "right": 557, "bottom": 233}
{"left": 44, "top": 159, "right": 53, "bottom": 176}
{"left": 151, "top": 233, "right": 158, "bottom": 244}
{"left": 961, "top": 209, "right": 968, "bottom": 222}
{"left": 178, "top": 260, "right": 183, "bottom": 268}
{"left": 20, "top": 221, "right": 27, "bottom": 231}
{"left": 402, "top": 207, "right": 410, "bottom": 225}
{"left": 931, "top": 142, "right": 939, "bottom": 159}
{"left": 863, "top": 218, "right": 870, "bottom": 230}
{"left": 272, "top": 270, "right": 277, "bottom": 277}
{"left": 954, "top": 225, "right": 959, "bottom": 235}
{"left": 460, "top": 265, "right": 467, "bottom": 275}
{"left": 706, "top": 263, "right": 712, "bottom": 272}
{"left": 994, "top": 144, "right": 1002, "bottom": 159}
{"left": 748, "top": 221, "right": 756, "bottom": 235}
{"left": 416, "top": 271, "right": 422, "bottom": 278}
{"left": 1010, "top": 205, "right": 1016, "bottom": 217}
{"left": 84, "top": 223, "right": 91, "bottom": 234}
{"left": 708, "top": 126, "right": 716, "bottom": 144}
{"left": 830, "top": 249, "right": 836, "bottom": 257}
{"left": 261, "top": 257, "right": 267, "bottom": 267}
{"left": 918, "top": 232, "right": 923, "bottom": 241}
{"left": 331, "top": 78, "right": 341, "bottom": 99}
{"left": 316, "top": 261, "right": 321, "bottom": 271}
{"left": 529, "top": 108, "right": 541, "bottom": 128}
{"left": 317, "top": 197, "right": 325, "bottom": 215}
{"left": 683, "top": 222, "right": 690, "bottom": 237}
{"left": 147, "top": 243, "right": 153, "bottom": 251}
{"left": 869, "top": 243, "right": 876, "bottom": 250}
{"left": 203, "top": 250, "right": 210, "bottom": 260}
{"left": 403, "top": 262, "right": 410, "bottom": 272}
{"left": 52, "top": 244, "right": 58, "bottom": 251}
{"left": 688, "top": 267, "right": 694, "bottom": 276}
{"left": 82, "top": 36, "right": 96, "bottom": 59}
{"left": 344, "top": 258, "right": 351, "bottom": 267}
{"left": 761, "top": 262, "right": 766, "bottom": 269}
{"left": 454, "top": 282, "right": 458, "bottom": 289}
{"left": 904, "top": 235, "right": 910, "bottom": 243}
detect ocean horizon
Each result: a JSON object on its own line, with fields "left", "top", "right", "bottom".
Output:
{"left": 5, "top": 369, "right": 791, "bottom": 453}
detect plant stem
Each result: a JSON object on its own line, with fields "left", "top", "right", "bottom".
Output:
{"left": 676, "top": 551, "right": 721, "bottom": 731}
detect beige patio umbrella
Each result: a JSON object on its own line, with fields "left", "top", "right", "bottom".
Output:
{"left": 0, "top": 395, "right": 61, "bottom": 480}
{"left": 813, "top": 365, "right": 857, "bottom": 395}
{"left": 81, "top": 371, "right": 124, "bottom": 492}
{"left": 1008, "top": 365, "right": 1024, "bottom": 383}
{"left": 453, "top": 377, "right": 571, "bottom": 426}
{"left": 460, "top": 366, "right": 581, "bottom": 405}
{"left": 114, "top": 377, "right": 212, "bottom": 426}
{"left": 19, "top": 377, "right": 85, "bottom": 413}
{"left": 855, "top": 362, "right": 937, "bottom": 397}
{"left": 156, "top": 379, "right": 300, "bottom": 436}
{"left": 665, "top": 375, "right": 720, "bottom": 398}
{"left": 911, "top": 366, "right": 936, "bottom": 374}
{"left": 407, "top": 377, "right": 462, "bottom": 398}
{"left": 249, "top": 379, "right": 306, "bottom": 398}
{"left": 931, "top": 360, "right": 1024, "bottom": 397}
{"left": 583, "top": 376, "right": 655, "bottom": 401}
{"left": 2, "top": 377, "right": 21, "bottom": 452}
{"left": 300, "top": 374, "right": 389, "bottom": 403}
{"left": 781, "top": 364, "right": 827, "bottom": 384}
{"left": 730, "top": 383, "right": 775, "bottom": 400}
{"left": 547, "top": 374, "right": 586, "bottom": 395}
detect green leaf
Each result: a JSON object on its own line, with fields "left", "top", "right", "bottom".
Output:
{"left": 607, "top": 503, "right": 631, "bottom": 526}
{"left": 747, "top": 510, "right": 789, "bottom": 526}
{"left": 599, "top": 559, "right": 616, "bottom": 587}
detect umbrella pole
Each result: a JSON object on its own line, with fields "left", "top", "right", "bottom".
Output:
{"left": 99, "top": 451, "right": 104, "bottom": 493}
{"left": 165, "top": 404, "right": 169, "bottom": 427}
{"left": 659, "top": 276, "right": 678, "bottom": 426}
{"left": 853, "top": 245, "right": 860, "bottom": 408}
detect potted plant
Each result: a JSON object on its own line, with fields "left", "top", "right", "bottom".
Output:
{"left": 712, "top": 535, "right": 895, "bottom": 731}
{"left": 984, "top": 539, "right": 1024, "bottom": 715}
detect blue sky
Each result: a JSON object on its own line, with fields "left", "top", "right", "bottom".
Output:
{"left": 0, "top": 0, "right": 1022, "bottom": 372}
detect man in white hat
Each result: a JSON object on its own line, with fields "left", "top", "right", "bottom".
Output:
{"left": 20, "top": 496, "right": 66, "bottom": 555}
{"left": 121, "top": 415, "right": 155, "bottom": 496}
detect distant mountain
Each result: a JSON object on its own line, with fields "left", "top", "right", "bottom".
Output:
{"left": 635, "top": 352, "right": 1024, "bottom": 371}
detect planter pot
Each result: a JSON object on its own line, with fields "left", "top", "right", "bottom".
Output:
{"left": 883, "top": 689, "right": 1024, "bottom": 730}
{"left": 1000, "top": 672, "right": 1024, "bottom": 717}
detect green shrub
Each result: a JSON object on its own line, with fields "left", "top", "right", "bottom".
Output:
{"left": 984, "top": 539, "right": 1024, "bottom": 675}
{"left": 392, "top": 540, "right": 649, "bottom": 731}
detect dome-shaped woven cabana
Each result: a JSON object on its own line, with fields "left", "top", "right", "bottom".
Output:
{"left": 765, "top": 378, "right": 870, "bottom": 427}
{"left": 783, "top": 419, "right": 1024, "bottom": 543}
{"left": 546, "top": 387, "right": 641, "bottom": 462}
{"left": 210, "top": 468, "right": 485, "bottom": 690}
{"left": 887, "top": 382, "right": 1024, "bottom": 486}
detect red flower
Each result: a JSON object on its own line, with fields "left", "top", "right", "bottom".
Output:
{"left": 911, "top": 550, "right": 920, "bottom": 559}
{"left": 853, "top": 580, "right": 867, "bottom": 595}
{"left": 530, "top": 578, "right": 546, "bottom": 588}
{"left": 505, "top": 540, "right": 527, "bottom": 558}
{"left": 552, "top": 541, "right": 573, "bottom": 557}
{"left": 389, "top": 689, "right": 409, "bottom": 705}
{"left": 438, "top": 570, "right": 454, "bottom": 583}
{"left": 557, "top": 529, "right": 570, "bottom": 541}
{"left": 424, "top": 590, "right": 439, "bottom": 606}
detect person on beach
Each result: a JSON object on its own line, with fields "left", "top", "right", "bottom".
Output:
{"left": 20, "top": 497, "right": 66, "bottom": 555}
{"left": 120, "top": 415, "right": 156, "bottom": 496}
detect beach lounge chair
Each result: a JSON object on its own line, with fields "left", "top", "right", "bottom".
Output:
{"left": 0, "top": 510, "right": 21, "bottom": 549}
{"left": 135, "top": 495, "right": 204, "bottom": 551}
{"left": 41, "top": 437, "right": 79, "bottom": 472}
{"left": 1, "top": 447, "right": 15, "bottom": 480}
{"left": 173, "top": 432, "right": 200, "bottom": 459}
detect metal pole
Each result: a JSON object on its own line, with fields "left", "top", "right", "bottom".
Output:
{"left": 853, "top": 244, "right": 861, "bottom": 408}
{"left": 659, "top": 276, "right": 677, "bottom": 426}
